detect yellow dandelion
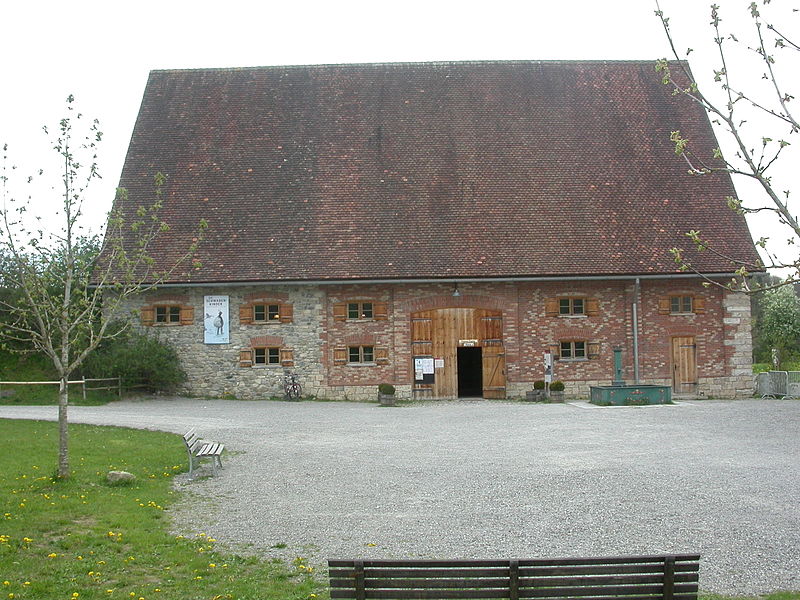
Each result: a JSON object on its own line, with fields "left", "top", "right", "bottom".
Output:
{"left": 48, "top": 553, "right": 57, "bottom": 558}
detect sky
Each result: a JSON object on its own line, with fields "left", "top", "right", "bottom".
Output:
{"left": 1, "top": 0, "right": 797, "bottom": 272}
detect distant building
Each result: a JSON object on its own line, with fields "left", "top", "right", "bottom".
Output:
{"left": 107, "top": 61, "right": 759, "bottom": 400}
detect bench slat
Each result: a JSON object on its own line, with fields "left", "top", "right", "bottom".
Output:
{"left": 328, "top": 556, "right": 700, "bottom": 600}
{"left": 328, "top": 556, "right": 699, "bottom": 569}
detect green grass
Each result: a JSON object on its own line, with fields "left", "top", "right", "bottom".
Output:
{"left": 0, "top": 419, "right": 325, "bottom": 600}
{"left": 0, "top": 352, "right": 117, "bottom": 406}
{"left": 753, "top": 362, "right": 800, "bottom": 374}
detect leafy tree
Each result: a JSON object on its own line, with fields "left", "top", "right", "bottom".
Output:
{"left": 756, "top": 285, "right": 800, "bottom": 369}
{"left": 0, "top": 97, "right": 205, "bottom": 478}
{"left": 654, "top": 1, "right": 798, "bottom": 291}
{"left": 82, "top": 322, "right": 186, "bottom": 392}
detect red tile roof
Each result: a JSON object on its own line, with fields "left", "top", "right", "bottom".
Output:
{"left": 112, "top": 60, "right": 761, "bottom": 283}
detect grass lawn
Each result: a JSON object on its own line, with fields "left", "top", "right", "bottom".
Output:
{"left": 0, "top": 419, "right": 325, "bottom": 600}
{"left": 0, "top": 353, "right": 117, "bottom": 406}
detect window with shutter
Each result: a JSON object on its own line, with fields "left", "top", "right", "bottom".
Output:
{"left": 241, "top": 301, "right": 293, "bottom": 324}
{"left": 664, "top": 295, "right": 704, "bottom": 315}
{"left": 142, "top": 303, "right": 193, "bottom": 326}
{"left": 560, "top": 340, "right": 586, "bottom": 360}
{"left": 552, "top": 297, "right": 596, "bottom": 316}
{"left": 333, "top": 346, "right": 348, "bottom": 364}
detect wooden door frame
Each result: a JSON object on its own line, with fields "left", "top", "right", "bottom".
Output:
{"left": 411, "top": 307, "right": 505, "bottom": 399}
{"left": 671, "top": 335, "right": 697, "bottom": 393}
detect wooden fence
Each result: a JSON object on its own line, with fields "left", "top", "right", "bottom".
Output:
{"left": 0, "top": 377, "right": 122, "bottom": 400}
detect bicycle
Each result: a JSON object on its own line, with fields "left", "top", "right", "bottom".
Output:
{"left": 283, "top": 371, "right": 302, "bottom": 401}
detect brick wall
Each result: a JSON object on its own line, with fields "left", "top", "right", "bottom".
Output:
{"left": 115, "top": 278, "right": 753, "bottom": 400}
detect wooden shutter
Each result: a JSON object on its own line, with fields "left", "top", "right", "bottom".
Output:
{"left": 333, "top": 303, "right": 347, "bottom": 321}
{"left": 373, "top": 302, "right": 389, "bottom": 320}
{"left": 333, "top": 346, "right": 347, "bottom": 365}
{"left": 694, "top": 297, "right": 706, "bottom": 314}
{"left": 375, "top": 347, "right": 389, "bottom": 365}
{"left": 239, "top": 349, "right": 253, "bottom": 368}
{"left": 140, "top": 307, "right": 155, "bottom": 326}
{"left": 658, "top": 297, "right": 671, "bottom": 315}
{"left": 279, "top": 303, "right": 294, "bottom": 323}
{"left": 545, "top": 298, "right": 559, "bottom": 317}
{"left": 180, "top": 306, "right": 194, "bottom": 325}
{"left": 588, "top": 341, "right": 601, "bottom": 359}
{"left": 280, "top": 348, "right": 294, "bottom": 367}
{"left": 239, "top": 304, "right": 253, "bottom": 325}
{"left": 586, "top": 298, "right": 600, "bottom": 316}
{"left": 549, "top": 343, "right": 561, "bottom": 360}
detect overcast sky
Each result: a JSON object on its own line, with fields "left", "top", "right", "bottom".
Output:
{"left": 1, "top": 0, "right": 797, "bottom": 270}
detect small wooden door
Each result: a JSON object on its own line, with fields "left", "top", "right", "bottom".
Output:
{"left": 481, "top": 344, "right": 506, "bottom": 399}
{"left": 411, "top": 307, "right": 505, "bottom": 399}
{"left": 671, "top": 336, "right": 697, "bottom": 393}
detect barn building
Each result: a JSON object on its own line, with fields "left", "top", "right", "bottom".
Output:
{"left": 108, "top": 61, "right": 760, "bottom": 400}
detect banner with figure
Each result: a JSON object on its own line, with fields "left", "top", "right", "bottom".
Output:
{"left": 204, "top": 295, "right": 229, "bottom": 344}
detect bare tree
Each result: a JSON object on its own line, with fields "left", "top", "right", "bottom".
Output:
{"left": 654, "top": 1, "right": 798, "bottom": 291}
{"left": 0, "top": 96, "right": 205, "bottom": 478}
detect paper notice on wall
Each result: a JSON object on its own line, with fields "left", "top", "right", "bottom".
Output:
{"left": 204, "top": 295, "right": 230, "bottom": 344}
{"left": 434, "top": 358, "right": 444, "bottom": 369}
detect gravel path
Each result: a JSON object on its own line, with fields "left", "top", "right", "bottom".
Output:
{"left": 2, "top": 398, "right": 798, "bottom": 595}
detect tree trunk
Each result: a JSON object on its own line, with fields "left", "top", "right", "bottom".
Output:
{"left": 57, "top": 376, "right": 69, "bottom": 479}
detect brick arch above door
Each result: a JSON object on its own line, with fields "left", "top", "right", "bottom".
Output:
{"left": 403, "top": 294, "right": 506, "bottom": 314}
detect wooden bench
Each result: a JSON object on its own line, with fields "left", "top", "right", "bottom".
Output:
{"left": 183, "top": 428, "right": 225, "bottom": 478}
{"left": 328, "top": 554, "right": 700, "bottom": 600}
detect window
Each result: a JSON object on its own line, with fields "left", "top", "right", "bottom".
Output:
{"left": 254, "top": 347, "right": 280, "bottom": 365}
{"left": 559, "top": 298, "right": 585, "bottom": 315}
{"left": 155, "top": 305, "right": 181, "bottom": 323}
{"left": 348, "top": 302, "right": 373, "bottom": 319}
{"left": 348, "top": 345, "right": 375, "bottom": 363}
{"left": 670, "top": 296, "right": 693, "bottom": 314}
{"left": 560, "top": 341, "right": 586, "bottom": 360}
{"left": 253, "top": 304, "right": 280, "bottom": 321}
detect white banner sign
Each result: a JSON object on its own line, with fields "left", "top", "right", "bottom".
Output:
{"left": 204, "top": 295, "right": 230, "bottom": 344}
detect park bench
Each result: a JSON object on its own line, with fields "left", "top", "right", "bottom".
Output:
{"left": 328, "top": 554, "right": 699, "bottom": 600}
{"left": 183, "top": 428, "right": 225, "bottom": 478}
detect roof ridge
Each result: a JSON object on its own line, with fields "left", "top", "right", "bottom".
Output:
{"left": 149, "top": 59, "right": 681, "bottom": 75}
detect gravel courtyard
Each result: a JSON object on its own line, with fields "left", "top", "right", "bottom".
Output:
{"left": 1, "top": 398, "right": 798, "bottom": 595}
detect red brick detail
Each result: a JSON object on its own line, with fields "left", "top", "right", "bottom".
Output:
{"left": 148, "top": 294, "right": 190, "bottom": 304}
{"left": 341, "top": 334, "right": 377, "bottom": 346}
{"left": 244, "top": 291, "right": 289, "bottom": 302}
{"left": 250, "top": 335, "right": 284, "bottom": 347}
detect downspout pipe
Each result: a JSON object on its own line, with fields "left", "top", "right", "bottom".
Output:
{"left": 633, "top": 277, "right": 641, "bottom": 384}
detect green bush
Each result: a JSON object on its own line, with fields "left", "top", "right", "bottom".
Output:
{"left": 83, "top": 322, "right": 185, "bottom": 392}
{"left": 378, "top": 383, "right": 396, "bottom": 395}
{"left": 533, "top": 380, "right": 546, "bottom": 390}
{"left": 550, "top": 380, "right": 565, "bottom": 392}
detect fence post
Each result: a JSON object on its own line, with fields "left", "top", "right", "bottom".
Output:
{"left": 118, "top": 377, "right": 122, "bottom": 398}
{"left": 82, "top": 379, "right": 87, "bottom": 402}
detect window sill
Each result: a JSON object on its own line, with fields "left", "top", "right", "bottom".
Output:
{"left": 252, "top": 364, "right": 282, "bottom": 368}
{"left": 151, "top": 322, "right": 183, "bottom": 326}
{"left": 346, "top": 362, "right": 377, "bottom": 367}
{"left": 250, "top": 320, "right": 284, "bottom": 325}
{"left": 559, "top": 358, "right": 588, "bottom": 362}
{"left": 669, "top": 312, "right": 696, "bottom": 316}
{"left": 558, "top": 314, "right": 588, "bottom": 319}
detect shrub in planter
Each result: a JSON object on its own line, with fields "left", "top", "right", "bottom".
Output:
{"left": 378, "top": 383, "right": 396, "bottom": 406}
{"left": 533, "top": 380, "right": 546, "bottom": 390}
{"left": 378, "top": 383, "right": 396, "bottom": 395}
{"left": 549, "top": 380, "right": 566, "bottom": 403}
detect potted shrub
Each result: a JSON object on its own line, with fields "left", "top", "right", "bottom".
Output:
{"left": 549, "top": 380, "right": 565, "bottom": 402}
{"left": 526, "top": 380, "right": 546, "bottom": 402}
{"left": 378, "top": 383, "right": 396, "bottom": 406}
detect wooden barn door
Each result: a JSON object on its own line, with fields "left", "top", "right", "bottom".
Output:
{"left": 411, "top": 308, "right": 505, "bottom": 399}
{"left": 671, "top": 336, "right": 697, "bottom": 393}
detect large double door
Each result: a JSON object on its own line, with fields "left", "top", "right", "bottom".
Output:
{"left": 411, "top": 308, "right": 506, "bottom": 399}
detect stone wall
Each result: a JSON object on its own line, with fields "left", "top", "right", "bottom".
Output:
{"left": 115, "top": 278, "right": 754, "bottom": 400}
